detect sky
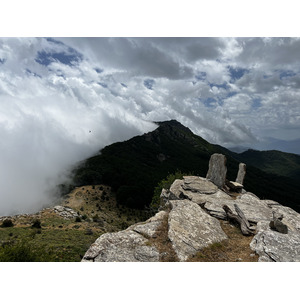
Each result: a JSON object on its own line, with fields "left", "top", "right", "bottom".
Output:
{"left": 1, "top": 37, "right": 300, "bottom": 215}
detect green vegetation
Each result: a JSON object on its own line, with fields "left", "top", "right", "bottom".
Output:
{"left": 1, "top": 219, "right": 14, "bottom": 228}
{"left": 151, "top": 170, "right": 190, "bottom": 210}
{"left": 70, "top": 120, "right": 300, "bottom": 212}
{"left": 0, "top": 184, "right": 153, "bottom": 261}
{"left": 236, "top": 149, "right": 300, "bottom": 180}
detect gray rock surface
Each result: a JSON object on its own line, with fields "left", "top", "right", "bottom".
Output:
{"left": 128, "top": 210, "right": 168, "bottom": 238}
{"left": 82, "top": 230, "right": 160, "bottom": 262}
{"left": 236, "top": 163, "right": 246, "bottom": 184}
{"left": 168, "top": 200, "right": 227, "bottom": 261}
{"left": 250, "top": 229, "right": 300, "bottom": 262}
{"left": 182, "top": 176, "right": 218, "bottom": 194}
{"left": 82, "top": 210, "right": 167, "bottom": 262}
{"left": 204, "top": 192, "right": 273, "bottom": 223}
{"left": 53, "top": 205, "right": 79, "bottom": 219}
{"left": 206, "top": 153, "right": 227, "bottom": 188}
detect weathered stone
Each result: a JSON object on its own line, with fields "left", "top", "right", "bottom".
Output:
{"left": 169, "top": 179, "right": 185, "bottom": 199}
{"left": 269, "top": 219, "right": 288, "bottom": 234}
{"left": 82, "top": 230, "right": 159, "bottom": 262}
{"left": 182, "top": 176, "right": 218, "bottom": 194}
{"left": 204, "top": 192, "right": 273, "bottom": 223}
{"left": 168, "top": 200, "right": 227, "bottom": 261}
{"left": 236, "top": 163, "right": 246, "bottom": 185}
{"left": 250, "top": 229, "right": 300, "bottom": 262}
{"left": 206, "top": 153, "right": 227, "bottom": 188}
{"left": 226, "top": 180, "right": 243, "bottom": 192}
{"left": 129, "top": 210, "right": 167, "bottom": 238}
{"left": 189, "top": 190, "right": 231, "bottom": 206}
{"left": 271, "top": 204, "right": 300, "bottom": 232}
{"left": 53, "top": 205, "right": 79, "bottom": 219}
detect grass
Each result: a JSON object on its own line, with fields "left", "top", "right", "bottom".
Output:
{"left": 0, "top": 184, "right": 152, "bottom": 262}
{"left": 187, "top": 220, "right": 258, "bottom": 262}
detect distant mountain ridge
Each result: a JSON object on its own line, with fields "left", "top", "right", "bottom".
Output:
{"left": 71, "top": 120, "right": 300, "bottom": 212}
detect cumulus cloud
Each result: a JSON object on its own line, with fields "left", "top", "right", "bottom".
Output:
{"left": 0, "top": 37, "right": 299, "bottom": 215}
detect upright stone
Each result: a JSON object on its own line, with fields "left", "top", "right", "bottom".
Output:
{"left": 236, "top": 163, "right": 246, "bottom": 185}
{"left": 206, "top": 153, "right": 227, "bottom": 188}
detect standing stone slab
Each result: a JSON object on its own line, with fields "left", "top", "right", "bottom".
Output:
{"left": 206, "top": 153, "right": 227, "bottom": 188}
{"left": 236, "top": 163, "right": 246, "bottom": 185}
{"left": 168, "top": 200, "right": 227, "bottom": 261}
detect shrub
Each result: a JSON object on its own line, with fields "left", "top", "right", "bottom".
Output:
{"left": 31, "top": 219, "right": 41, "bottom": 229}
{"left": 75, "top": 216, "right": 81, "bottom": 222}
{"left": 1, "top": 219, "right": 14, "bottom": 227}
{"left": 150, "top": 170, "right": 189, "bottom": 210}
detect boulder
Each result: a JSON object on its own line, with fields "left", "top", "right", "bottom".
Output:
{"left": 128, "top": 210, "right": 168, "bottom": 238}
{"left": 204, "top": 192, "right": 273, "bottom": 223}
{"left": 206, "top": 153, "right": 227, "bottom": 188}
{"left": 168, "top": 176, "right": 220, "bottom": 204}
{"left": 82, "top": 210, "right": 167, "bottom": 262}
{"left": 250, "top": 228, "right": 300, "bottom": 262}
{"left": 182, "top": 176, "right": 218, "bottom": 194}
{"left": 168, "top": 200, "right": 227, "bottom": 261}
{"left": 53, "top": 205, "right": 79, "bottom": 219}
{"left": 236, "top": 163, "right": 246, "bottom": 185}
{"left": 82, "top": 230, "right": 160, "bottom": 262}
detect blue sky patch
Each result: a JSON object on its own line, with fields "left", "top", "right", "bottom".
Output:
{"left": 94, "top": 67, "right": 103, "bottom": 74}
{"left": 209, "top": 82, "right": 229, "bottom": 90}
{"left": 121, "top": 83, "right": 127, "bottom": 88}
{"left": 98, "top": 82, "right": 108, "bottom": 88}
{"left": 25, "top": 69, "right": 42, "bottom": 78}
{"left": 279, "top": 70, "right": 297, "bottom": 80}
{"left": 252, "top": 98, "right": 262, "bottom": 109}
{"left": 144, "top": 79, "right": 155, "bottom": 90}
{"left": 228, "top": 66, "right": 248, "bottom": 82}
{"left": 0, "top": 58, "right": 5, "bottom": 64}
{"left": 199, "top": 97, "right": 217, "bottom": 108}
{"left": 195, "top": 72, "right": 206, "bottom": 81}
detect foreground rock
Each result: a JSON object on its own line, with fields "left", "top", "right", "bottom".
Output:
{"left": 82, "top": 211, "right": 168, "bottom": 262}
{"left": 82, "top": 153, "right": 300, "bottom": 262}
{"left": 250, "top": 226, "right": 300, "bottom": 262}
{"left": 168, "top": 200, "right": 227, "bottom": 261}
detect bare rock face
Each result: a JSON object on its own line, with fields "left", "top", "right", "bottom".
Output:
{"left": 82, "top": 230, "right": 160, "bottom": 262}
{"left": 169, "top": 176, "right": 219, "bottom": 204}
{"left": 168, "top": 200, "right": 227, "bottom": 261}
{"left": 206, "top": 153, "right": 227, "bottom": 188}
{"left": 250, "top": 228, "right": 300, "bottom": 262}
{"left": 236, "top": 163, "right": 246, "bottom": 185}
{"left": 53, "top": 206, "right": 79, "bottom": 219}
{"left": 204, "top": 192, "right": 273, "bottom": 223}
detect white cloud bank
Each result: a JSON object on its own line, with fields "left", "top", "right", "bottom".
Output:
{"left": 0, "top": 37, "right": 299, "bottom": 215}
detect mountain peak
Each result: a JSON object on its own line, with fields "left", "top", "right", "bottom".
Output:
{"left": 155, "top": 119, "right": 193, "bottom": 134}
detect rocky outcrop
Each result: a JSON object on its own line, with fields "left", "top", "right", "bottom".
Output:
{"left": 250, "top": 226, "right": 300, "bottom": 262}
{"left": 168, "top": 200, "right": 227, "bottom": 261}
{"left": 82, "top": 153, "right": 300, "bottom": 262}
{"left": 53, "top": 206, "right": 79, "bottom": 219}
{"left": 82, "top": 211, "right": 168, "bottom": 262}
{"left": 206, "top": 153, "right": 227, "bottom": 188}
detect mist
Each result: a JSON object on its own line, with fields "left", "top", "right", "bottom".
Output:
{"left": 0, "top": 93, "right": 156, "bottom": 216}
